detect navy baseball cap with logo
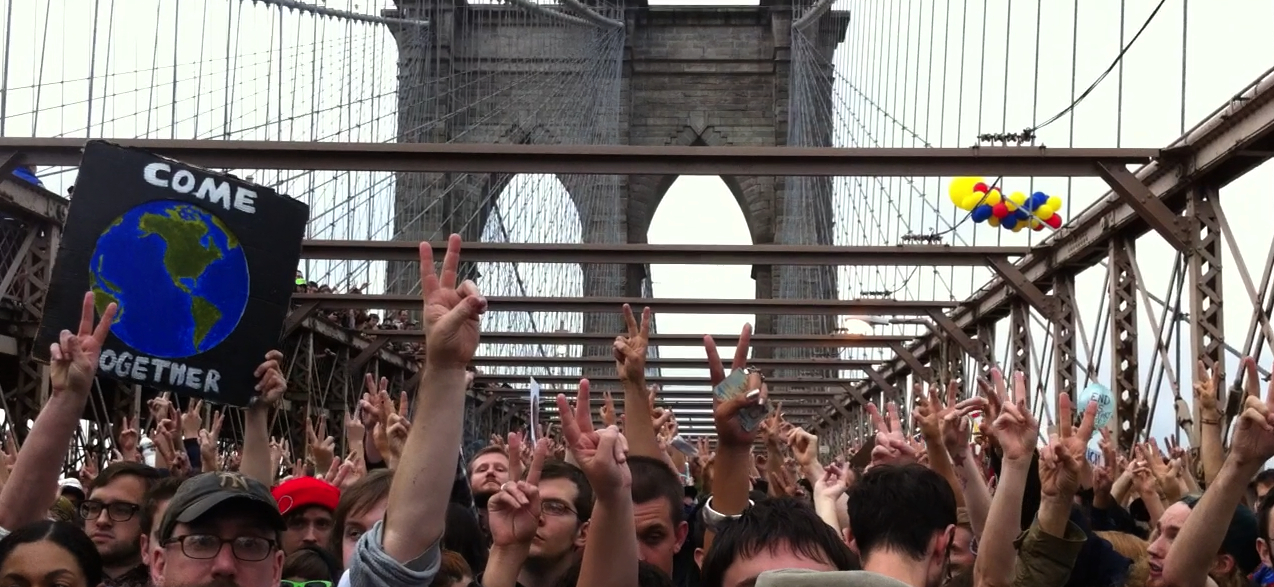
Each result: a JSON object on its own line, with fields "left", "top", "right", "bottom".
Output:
{"left": 158, "top": 472, "right": 286, "bottom": 542}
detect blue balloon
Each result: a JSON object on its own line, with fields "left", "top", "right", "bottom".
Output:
{"left": 970, "top": 204, "right": 993, "bottom": 222}
{"left": 1031, "top": 191, "right": 1049, "bottom": 207}
{"left": 1002, "top": 217, "right": 1018, "bottom": 229}
{"left": 1014, "top": 208, "right": 1031, "bottom": 221}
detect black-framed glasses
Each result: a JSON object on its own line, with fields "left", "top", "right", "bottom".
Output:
{"left": 166, "top": 534, "right": 276, "bottom": 562}
{"left": 282, "top": 581, "right": 331, "bottom": 587}
{"left": 79, "top": 500, "right": 141, "bottom": 522}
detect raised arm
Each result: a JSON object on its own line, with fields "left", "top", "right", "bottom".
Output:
{"left": 0, "top": 292, "right": 115, "bottom": 532}
{"left": 380, "top": 235, "right": 487, "bottom": 562}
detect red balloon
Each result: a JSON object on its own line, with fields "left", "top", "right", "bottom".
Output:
{"left": 1033, "top": 223, "right": 1044, "bottom": 232}
{"left": 973, "top": 182, "right": 989, "bottom": 194}
{"left": 1045, "top": 214, "right": 1063, "bottom": 229}
{"left": 992, "top": 202, "right": 1010, "bottom": 219}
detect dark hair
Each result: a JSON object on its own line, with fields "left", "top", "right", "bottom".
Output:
{"left": 140, "top": 476, "right": 184, "bottom": 536}
{"left": 0, "top": 521, "right": 103, "bottom": 587}
{"left": 431, "top": 550, "right": 475, "bottom": 587}
{"left": 1253, "top": 469, "right": 1274, "bottom": 489}
{"left": 282, "top": 546, "right": 342, "bottom": 582}
{"left": 444, "top": 503, "right": 488, "bottom": 574}
{"left": 699, "top": 497, "right": 859, "bottom": 587}
{"left": 540, "top": 460, "right": 593, "bottom": 522}
{"left": 628, "top": 456, "right": 684, "bottom": 525}
{"left": 328, "top": 468, "right": 393, "bottom": 558}
{"left": 92, "top": 461, "right": 163, "bottom": 494}
{"left": 1259, "top": 490, "right": 1274, "bottom": 542}
{"left": 846, "top": 464, "right": 957, "bottom": 561}
{"left": 554, "top": 559, "right": 672, "bottom": 587}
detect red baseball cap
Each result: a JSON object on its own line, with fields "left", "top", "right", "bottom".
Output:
{"left": 272, "top": 477, "right": 340, "bottom": 515}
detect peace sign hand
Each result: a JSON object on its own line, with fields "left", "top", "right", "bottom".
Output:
{"left": 487, "top": 438, "right": 548, "bottom": 547}
{"left": 419, "top": 234, "right": 488, "bottom": 370}
{"left": 988, "top": 370, "right": 1040, "bottom": 462}
{"left": 613, "top": 304, "right": 652, "bottom": 383}
{"left": 1039, "top": 390, "right": 1098, "bottom": 499}
{"left": 50, "top": 292, "right": 117, "bottom": 395}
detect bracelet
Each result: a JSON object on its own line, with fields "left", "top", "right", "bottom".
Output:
{"left": 1202, "top": 418, "right": 1221, "bottom": 426}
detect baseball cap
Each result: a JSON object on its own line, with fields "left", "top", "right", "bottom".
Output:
{"left": 157, "top": 472, "right": 284, "bottom": 542}
{"left": 58, "top": 478, "right": 85, "bottom": 499}
{"left": 272, "top": 476, "right": 340, "bottom": 515}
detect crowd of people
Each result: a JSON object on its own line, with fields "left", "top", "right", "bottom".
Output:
{"left": 293, "top": 273, "right": 422, "bottom": 355}
{"left": 3, "top": 235, "right": 1274, "bottom": 587}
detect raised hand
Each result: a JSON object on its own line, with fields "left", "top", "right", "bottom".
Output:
{"left": 988, "top": 371, "right": 1040, "bottom": 462}
{"left": 813, "top": 462, "right": 852, "bottom": 503}
{"left": 250, "top": 350, "right": 287, "bottom": 409}
{"left": 116, "top": 416, "right": 139, "bottom": 462}
{"left": 614, "top": 304, "right": 652, "bottom": 383}
{"left": 866, "top": 402, "right": 915, "bottom": 467}
{"left": 307, "top": 415, "right": 336, "bottom": 474}
{"left": 50, "top": 292, "right": 117, "bottom": 395}
{"left": 1230, "top": 357, "right": 1274, "bottom": 467}
{"left": 1039, "top": 390, "right": 1097, "bottom": 499}
{"left": 1195, "top": 359, "right": 1222, "bottom": 417}
{"left": 419, "top": 234, "right": 487, "bottom": 370}
{"left": 487, "top": 438, "right": 548, "bottom": 547}
{"left": 785, "top": 427, "right": 819, "bottom": 468}
{"left": 556, "top": 381, "right": 600, "bottom": 457}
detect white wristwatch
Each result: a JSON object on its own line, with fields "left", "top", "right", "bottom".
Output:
{"left": 700, "top": 496, "right": 754, "bottom": 532}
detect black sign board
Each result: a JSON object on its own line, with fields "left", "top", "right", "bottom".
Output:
{"left": 35, "top": 141, "right": 309, "bottom": 406}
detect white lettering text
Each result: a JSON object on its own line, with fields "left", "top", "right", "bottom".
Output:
{"left": 195, "top": 178, "right": 232, "bottom": 209}
{"left": 129, "top": 355, "right": 150, "bottom": 380}
{"left": 171, "top": 170, "right": 196, "bottom": 193}
{"left": 168, "top": 362, "right": 187, "bottom": 387}
{"left": 186, "top": 368, "right": 203, "bottom": 391}
{"left": 151, "top": 358, "right": 170, "bottom": 383}
{"left": 141, "top": 163, "right": 256, "bottom": 215}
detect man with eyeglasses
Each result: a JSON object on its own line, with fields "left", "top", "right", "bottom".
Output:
{"left": 82, "top": 462, "right": 163, "bottom": 587}
{"left": 151, "top": 471, "right": 286, "bottom": 587}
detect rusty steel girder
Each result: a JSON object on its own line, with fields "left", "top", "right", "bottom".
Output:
{"left": 291, "top": 293, "right": 957, "bottom": 315}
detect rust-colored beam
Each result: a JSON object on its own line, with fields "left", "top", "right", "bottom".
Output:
{"left": 470, "top": 356, "right": 879, "bottom": 370}
{"left": 1095, "top": 162, "right": 1192, "bottom": 252}
{"left": 291, "top": 293, "right": 956, "bottom": 315}
{"left": 986, "top": 257, "right": 1061, "bottom": 323}
{"left": 302, "top": 241, "right": 1031, "bottom": 266}
{"left": 2, "top": 138, "right": 1157, "bottom": 177}
{"left": 367, "top": 330, "right": 915, "bottom": 348}
{"left": 477, "top": 374, "right": 862, "bottom": 387}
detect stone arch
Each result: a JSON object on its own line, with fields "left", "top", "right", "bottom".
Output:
{"left": 627, "top": 124, "right": 774, "bottom": 247}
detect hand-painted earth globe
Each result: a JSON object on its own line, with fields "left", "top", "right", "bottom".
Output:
{"left": 90, "top": 200, "right": 249, "bottom": 359}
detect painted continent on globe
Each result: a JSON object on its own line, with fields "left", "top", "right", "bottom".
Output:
{"left": 90, "top": 200, "right": 250, "bottom": 359}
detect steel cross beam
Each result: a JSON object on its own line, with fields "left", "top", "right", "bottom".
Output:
{"left": 476, "top": 375, "right": 864, "bottom": 387}
{"left": 366, "top": 330, "right": 914, "bottom": 347}
{"left": 815, "top": 65, "right": 1274, "bottom": 429}
{"left": 290, "top": 293, "right": 957, "bottom": 315}
{"left": 302, "top": 241, "right": 1032, "bottom": 266}
{"left": 471, "top": 356, "right": 879, "bottom": 370}
{"left": 2, "top": 138, "right": 1158, "bottom": 176}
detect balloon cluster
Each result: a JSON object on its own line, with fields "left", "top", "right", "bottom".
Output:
{"left": 948, "top": 177, "right": 1065, "bottom": 232}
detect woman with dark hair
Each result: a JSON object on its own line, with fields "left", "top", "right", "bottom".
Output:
{"left": 282, "top": 546, "right": 343, "bottom": 584}
{"left": 0, "top": 521, "right": 103, "bottom": 587}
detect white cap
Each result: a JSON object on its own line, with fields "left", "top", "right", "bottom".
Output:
{"left": 58, "top": 478, "right": 84, "bottom": 494}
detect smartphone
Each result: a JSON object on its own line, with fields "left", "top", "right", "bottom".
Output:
{"left": 712, "top": 369, "right": 770, "bottom": 432}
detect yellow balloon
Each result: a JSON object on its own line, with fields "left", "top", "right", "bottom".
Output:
{"left": 987, "top": 216, "right": 1000, "bottom": 227}
{"left": 949, "top": 177, "right": 980, "bottom": 206}
{"left": 1008, "top": 191, "right": 1027, "bottom": 206}
{"left": 1012, "top": 223, "right": 1025, "bottom": 233}
{"left": 983, "top": 190, "right": 1002, "bottom": 206}
{"left": 961, "top": 193, "right": 984, "bottom": 211}
{"left": 1046, "top": 195, "right": 1063, "bottom": 210}
{"left": 1029, "top": 217, "right": 1042, "bottom": 228}
{"left": 1035, "top": 206, "right": 1055, "bottom": 220}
